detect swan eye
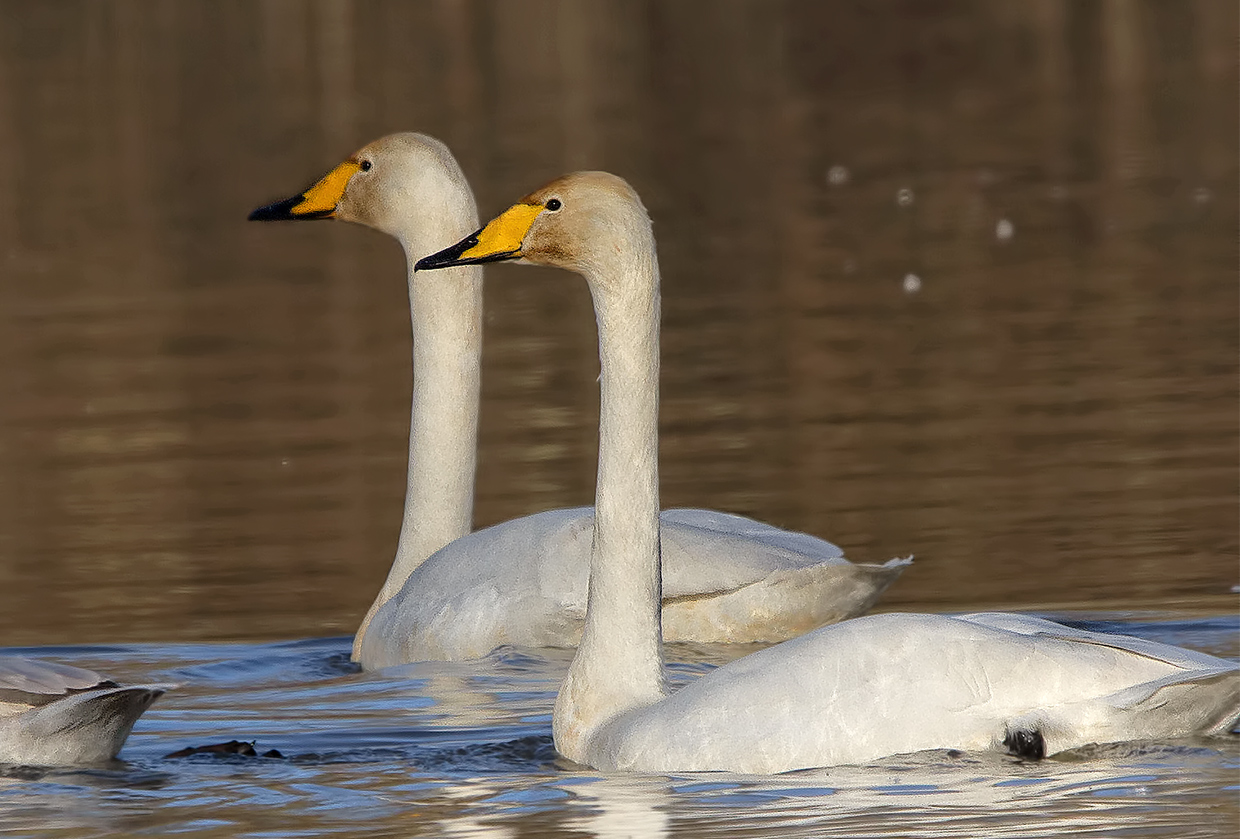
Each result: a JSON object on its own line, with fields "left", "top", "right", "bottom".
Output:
{"left": 545, "top": 198, "right": 561, "bottom": 211}
{"left": 360, "top": 160, "right": 373, "bottom": 172}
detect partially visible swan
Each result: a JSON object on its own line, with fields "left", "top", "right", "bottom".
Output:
{"left": 249, "top": 133, "right": 906, "bottom": 669}
{"left": 0, "top": 656, "right": 167, "bottom": 765}
{"left": 415, "top": 171, "right": 1240, "bottom": 773}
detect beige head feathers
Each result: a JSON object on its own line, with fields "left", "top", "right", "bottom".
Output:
{"left": 249, "top": 132, "right": 476, "bottom": 243}
{"left": 415, "top": 171, "right": 653, "bottom": 280}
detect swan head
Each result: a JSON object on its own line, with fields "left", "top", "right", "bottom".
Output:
{"left": 248, "top": 132, "right": 476, "bottom": 244}
{"left": 415, "top": 171, "right": 652, "bottom": 282}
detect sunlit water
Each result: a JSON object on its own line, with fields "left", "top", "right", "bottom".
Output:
{"left": 1, "top": 613, "right": 1236, "bottom": 838}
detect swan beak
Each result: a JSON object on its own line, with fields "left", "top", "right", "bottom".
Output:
{"left": 415, "top": 202, "right": 544, "bottom": 270}
{"left": 248, "top": 160, "right": 363, "bottom": 221}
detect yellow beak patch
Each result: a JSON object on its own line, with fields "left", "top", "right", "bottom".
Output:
{"left": 459, "top": 203, "right": 545, "bottom": 261}
{"left": 415, "top": 202, "right": 546, "bottom": 270}
{"left": 290, "top": 160, "right": 362, "bottom": 217}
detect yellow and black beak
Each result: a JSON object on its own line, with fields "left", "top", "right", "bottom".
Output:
{"left": 415, "top": 202, "right": 545, "bottom": 270}
{"left": 248, "top": 159, "right": 362, "bottom": 221}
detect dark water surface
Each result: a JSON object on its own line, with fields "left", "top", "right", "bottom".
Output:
{"left": 0, "top": 1, "right": 1236, "bottom": 836}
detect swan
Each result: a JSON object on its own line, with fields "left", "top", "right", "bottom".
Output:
{"left": 0, "top": 656, "right": 167, "bottom": 764}
{"left": 249, "top": 133, "right": 907, "bottom": 669}
{"left": 414, "top": 171, "right": 1240, "bottom": 772}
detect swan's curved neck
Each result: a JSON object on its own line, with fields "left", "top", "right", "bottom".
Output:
{"left": 354, "top": 218, "right": 483, "bottom": 656}
{"left": 554, "top": 245, "right": 666, "bottom": 760}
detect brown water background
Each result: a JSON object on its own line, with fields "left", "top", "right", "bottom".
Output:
{"left": 0, "top": 0, "right": 1236, "bottom": 646}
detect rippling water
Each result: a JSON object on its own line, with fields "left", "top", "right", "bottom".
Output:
{"left": 2, "top": 613, "right": 1237, "bottom": 838}
{"left": 0, "top": 1, "right": 1237, "bottom": 836}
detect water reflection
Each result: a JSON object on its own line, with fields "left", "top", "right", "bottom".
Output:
{"left": 0, "top": 1, "right": 1234, "bottom": 646}
{"left": 567, "top": 777, "right": 672, "bottom": 839}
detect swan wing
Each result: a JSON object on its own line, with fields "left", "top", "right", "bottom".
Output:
{"left": 0, "top": 656, "right": 108, "bottom": 707}
{"left": 657, "top": 509, "right": 910, "bottom": 643}
{"left": 658, "top": 508, "right": 846, "bottom": 597}
{"left": 956, "top": 612, "right": 1234, "bottom": 670}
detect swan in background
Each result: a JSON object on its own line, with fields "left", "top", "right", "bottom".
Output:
{"left": 249, "top": 133, "right": 907, "bottom": 669}
{"left": 415, "top": 171, "right": 1240, "bottom": 773}
{"left": 0, "top": 656, "right": 167, "bottom": 765}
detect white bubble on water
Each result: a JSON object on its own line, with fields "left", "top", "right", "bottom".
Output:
{"left": 995, "top": 218, "right": 1014, "bottom": 241}
{"left": 827, "top": 165, "right": 850, "bottom": 186}
{"left": 903, "top": 273, "right": 921, "bottom": 294}
{"left": 896, "top": 188, "right": 914, "bottom": 207}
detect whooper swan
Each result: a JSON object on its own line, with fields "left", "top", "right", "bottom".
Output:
{"left": 415, "top": 171, "right": 1240, "bottom": 773}
{"left": 249, "top": 134, "right": 907, "bottom": 669}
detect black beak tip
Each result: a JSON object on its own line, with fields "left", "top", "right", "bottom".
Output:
{"left": 248, "top": 195, "right": 322, "bottom": 222}
{"left": 248, "top": 198, "right": 290, "bottom": 222}
{"left": 415, "top": 233, "right": 481, "bottom": 272}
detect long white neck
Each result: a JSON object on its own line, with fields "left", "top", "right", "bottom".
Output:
{"left": 553, "top": 244, "right": 666, "bottom": 763}
{"left": 354, "top": 216, "right": 483, "bottom": 656}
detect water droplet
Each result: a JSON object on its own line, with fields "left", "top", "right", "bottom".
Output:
{"left": 281, "top": 458, "right": 290, "bottom": 467}
{"left": 896, "top": 188, "right": 914, "bottom": 207}
{"left": 995, "top": 219, "right": 1014, "bottom": 241}
{"left": 1193, "top": 187, "right": 1211, "bottom": 205}
{"left": 903, "top": 273, "right": 921, "bottom": 294}
{"left": 826, "top": 165, "right": 850, "bottom": 186}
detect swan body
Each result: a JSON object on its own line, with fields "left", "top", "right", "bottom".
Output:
{"left": 589, "top": 612, "right": 1239, "bottom": 772}
{"left": 415, "top": 170, "right": 1240, "bottom": 772}
{"left": 362, "top": 506, "right": 908, "bottom": 665}
{"left": 0, "top": 656, "right": 167, "bottom": 765}
{"left": 251, "top": 133, "right": 906, "bottom": 669}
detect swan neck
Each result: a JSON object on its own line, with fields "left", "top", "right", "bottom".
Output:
{"left": 354, "top": 219, "right": 482, "bottom": 655}
{"left": 555, "top": 246, "right": 665, "bottom": 759}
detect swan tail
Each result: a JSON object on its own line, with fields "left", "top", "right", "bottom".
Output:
{"left": 1104, "top": 666, "right": 1240, "bottom": 737}
{"left": 10, "top": 684, "right": 169, "bottom": 764}
{"left": 1016, "top": 666, "right": 1240, "bottom": 756}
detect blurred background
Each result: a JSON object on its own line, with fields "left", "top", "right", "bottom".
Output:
{"left": 0, "top": 0, "right": 1235, "bottom": 645}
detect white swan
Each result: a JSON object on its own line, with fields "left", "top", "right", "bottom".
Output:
{"left": 0, "top": 656, "right": 167, "bottom": 764}
{"left": 414, "top": 171, "right": 1240, "bottom": 773}
{"left": 249, "top": 133, "right": 906, "bottom": 669}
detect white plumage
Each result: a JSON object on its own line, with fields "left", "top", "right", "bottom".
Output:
{"left": 252, "top": 133, "right": 906, "bottom": 669}
{"left": 416, "top": 170, "right": 1240, "bottom": 772}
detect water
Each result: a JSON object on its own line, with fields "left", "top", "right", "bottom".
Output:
{"left": 0, "top": 1, "right": 1237, "bottom": 835}
{"left": 1, "top": 614, "right": 1237, "bottom": 838}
